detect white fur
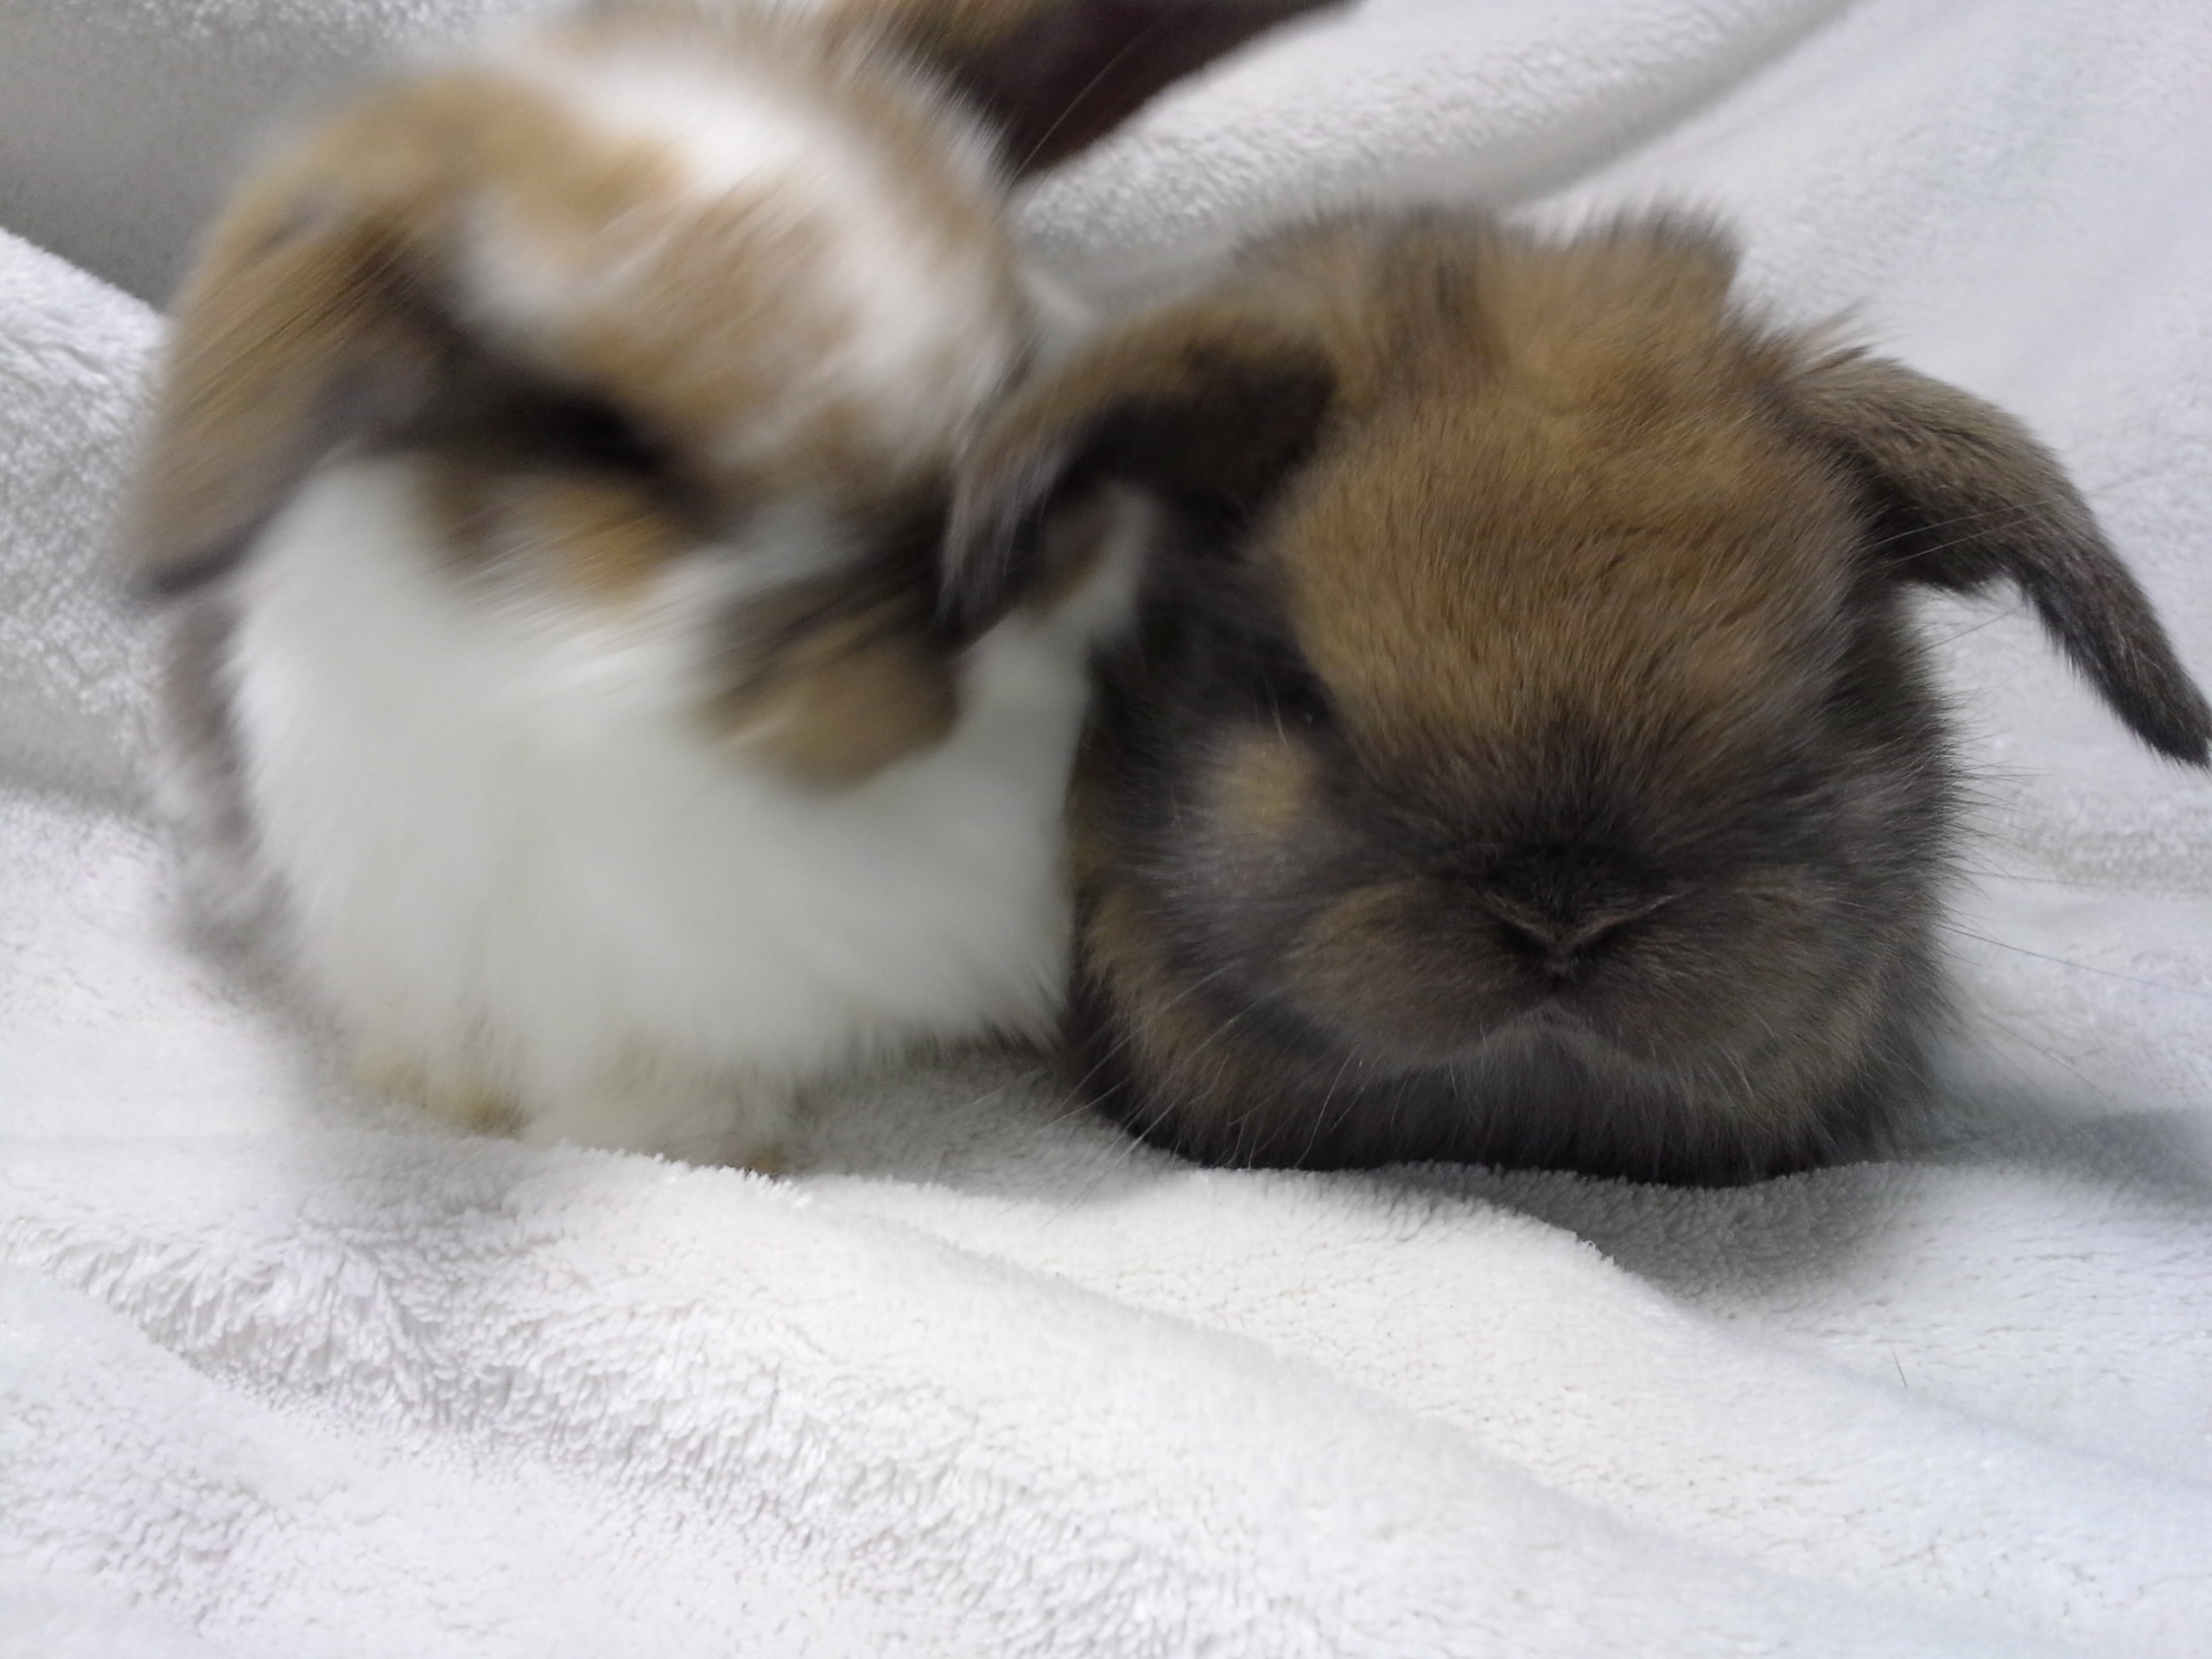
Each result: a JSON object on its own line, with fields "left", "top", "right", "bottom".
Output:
{"left": 226, "top": 460, "right": 1121, "bottom": 1160}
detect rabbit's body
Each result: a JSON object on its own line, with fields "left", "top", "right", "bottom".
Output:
{"left": 224, "top": 456, "right": 1130, "bottom": 1155}
{"left": 129, "top": 0, "right": 1320, "bottom": 1161}
{"left": 948, "top": 213, "right": 2212, "bottom": 1183}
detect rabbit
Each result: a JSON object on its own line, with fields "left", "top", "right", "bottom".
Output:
{"left": 940, "top": 210, "right": 2212, "bottom": 1185}
{"left": 120, "top": 0, "right": 1331, "bottom": 1166}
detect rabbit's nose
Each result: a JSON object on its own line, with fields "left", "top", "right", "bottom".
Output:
{"left": 1476, "top": 852, "right": 1679, "bottom": 979}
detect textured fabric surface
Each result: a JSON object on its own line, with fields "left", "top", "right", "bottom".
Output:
{"left": 3, "top": 1, "right": 2211, "bottom": 1654}
{"left": 0, "top": 0, "right": 564, "bottom": 305}
{"left": 0, "top": 234, "right": 161, "bottom": 807}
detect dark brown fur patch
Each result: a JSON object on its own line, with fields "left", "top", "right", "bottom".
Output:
{"left": 712, "top": 577, "right": 961, "bottom": 785}
{"left": 423, "top": 461, "right": 690, "bottom": 600}
{"left": 819, "top": 0, "right": 1338, "bottom": 175}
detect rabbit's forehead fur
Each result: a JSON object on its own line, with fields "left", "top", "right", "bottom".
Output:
{"left": 481, "top": 16, "right": 1025, "bottom": 479}
{"left": 1271, "top": 228, "right": 1864, "bottom": 799}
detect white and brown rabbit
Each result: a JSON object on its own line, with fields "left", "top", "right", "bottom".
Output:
{"left": 943, "top": 211, "right": 2212, "bottom": 1184}
{"left": 122, "top": 0, "right": 1328, "bottom": 1164}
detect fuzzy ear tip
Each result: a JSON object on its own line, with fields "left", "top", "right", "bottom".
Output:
{"left": 2153, "top": 711, "right": 2212, "bottom": 767}
{"left": 947, "top": 0, "right": 1343, "bottom": 176}
{"left": 2117, "top": 675, "right": 2212, "bottom": 766}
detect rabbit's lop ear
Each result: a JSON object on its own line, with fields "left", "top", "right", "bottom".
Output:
{"left": 944, "top": 303, "right": 1338, "bottom": 630}
{"left": 1796, "top": 352, "right": 2212, "bottom": 764}
{"left": 122, "top": 141, "right": 456, "bottom": 598}
{"left": 860, "top": 0, "right": 1338, "bottom": 176}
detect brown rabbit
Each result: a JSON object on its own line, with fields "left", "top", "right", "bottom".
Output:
{"left": 943, "top": 211, "right": 2212, "bottom": 1184}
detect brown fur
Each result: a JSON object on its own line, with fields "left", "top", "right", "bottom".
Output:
{"left": 423, "top": 461, "right": 689, "bottom": 598}
{"left": 951, "top": 212, "right": 2212, "bottom": 1182}
{"left": 709, "top": 522, "right": 963, "bottom": 784}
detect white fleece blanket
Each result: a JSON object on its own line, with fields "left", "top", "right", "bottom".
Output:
{"left": 3, "top": 1, "right": 2211, "bottom": 1654}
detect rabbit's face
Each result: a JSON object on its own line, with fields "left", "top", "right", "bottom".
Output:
{"left": 143, "top": 28, "right": 1029, "bottom": 781}
{"left": 141, "top": 15, "right": 1030, "bottom": 588}
{"left": 1075, "top": 270, "right": 1952, "bottom": 1169}
{"left": 1110, "top": 372, "right": 1948, "bottom": 1082}
{"left": 953, "top": 213, "right": 2210, "bottom": 1179}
